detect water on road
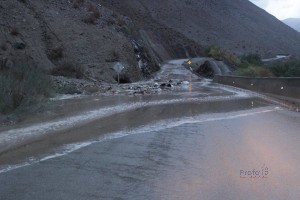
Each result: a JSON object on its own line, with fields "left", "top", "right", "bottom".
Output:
{"left": 0, "top": 60, "right": 299, "bottom": 200}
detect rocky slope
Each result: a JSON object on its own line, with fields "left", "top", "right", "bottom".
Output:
{"left": 1, "top": 0, "right": 300, "bottom": 85}
{"left": 282, "top": 18, "right": 300, "bottom": 32}
{"left": 0, "top": 0, "right": 159, "bottom": 84}
{"left": 101, "top": 0, "right": 300, "bottom": 58}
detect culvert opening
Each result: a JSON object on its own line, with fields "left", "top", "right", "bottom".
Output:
{"left": 114, "top": 74, "right": 132, "bottom": 84}
{"left": 196, "top": 60, "right": 215, "bottom": 78}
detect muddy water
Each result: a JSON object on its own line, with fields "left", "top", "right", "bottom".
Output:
{"left": 1, "top": 107, "right": 299, "bottom": 200}
{"left": 1, "top": 60, "right": 300, "bottom": 200}
{"left": 0, "top": 60, "right": 273, "bottom": 167}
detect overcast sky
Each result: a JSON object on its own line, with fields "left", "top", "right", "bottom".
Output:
{"left": 249, "top": 0, "right": 300, "bottom": 20}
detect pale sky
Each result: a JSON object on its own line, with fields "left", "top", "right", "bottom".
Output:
{"left": 249, "top": 0, "right": 300, "bottom": 20}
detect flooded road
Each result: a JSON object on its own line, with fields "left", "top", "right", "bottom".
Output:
{"left": 0, "top": 60, "right": 299, "bottom": 199}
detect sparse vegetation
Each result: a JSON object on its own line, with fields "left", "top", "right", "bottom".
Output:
{"left": 82, "top": 3, "right": 100, "bottom": 24}
{"left": 112, "top": 49, "right": 120, "bottom": 60}
{"left": 107, "top": 17, "right": 116, "bottom": 26}
{"left": 10, "top": 27, "right": 19, "bottom": 36}
{"left": 0, "top": 57, "right": 10, "bottom": 71}
{"left": 48, "top": 47, "right": 64, "bottom": 60}
{"left": 115, "top": 17, "right": 126, "bottom": 26}
{"left": 234, "top": 66, "right": 273, "bottom": 77}
{"left": 207, "top": 46, "right": 240, "bottom": 66}
{"left": 105, "top": 50, "right": 120, "bottom": 62}
{"left": 108, "top": 16, "right": 127, "bottom": 26}
{"left": 84, "top": 85, "right": 99, "bottom": 94}
{"left": 239, "top": 53, "right": 263, "bottom": 68}
{"left": 82, "top": 15, "right": 96, "bottom": 24}
{"left": 87, "top": 3, "right": 100, "bottom": 17}
{"left": 72, "top": 0, "right": 84, "bottom": 9}
{"left": 51, "top": 61, "right": 85, "bottom": 79}
{"left": 1, "top": 43, "right": 7, "bottom": 51}
{"left": 54, "top": 82, "right": 81, "bottom": 95}
{"left": 0, "top": 63, "right": 51, "bottom": 114}
{"left": 17, "top": 0, "right": 27, "bottom": 3}
{"left": 268, "top": 59, "right": 300, "bottom": 77}
{"left": 206, "top": 47, "right": 299, "bottom": 77}
{"left": 235, "top": 54, "right": 300, "bottom": 77}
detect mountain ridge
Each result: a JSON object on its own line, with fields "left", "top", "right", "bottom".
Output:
{"left": 99, "top": 0, "right": 300, "bottom": 58}
{"left": 282, "top": 18, "right": 300, "bottom": 32}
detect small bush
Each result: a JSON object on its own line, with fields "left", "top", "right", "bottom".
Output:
{"left": 268, "top": 59, "right": 300, "bottom": 77}
{"left": 87, "top": 3, "right": 100, "bottom": 18}
{"left": 108, "top": 17, "right": 127, "bottom": 26}
{"left": 82, "top": 14, "right": 98, "bottom": 24}
{"left": 234, "top": 66, "right": 273, "bottom": 77}
{"left": 51, "top": 61, "right": 85, "bottom": 79}
{"left": 107, "top": 17, "right": 116, "bottom": 25}
{"left": 17, "top": 0, "right": 27, "bottom": 3}
{"left": 116, "top": 18, "right": 126, "bottom": 26}
{"left": 207, "top": 46, "right": 240, "bottom": 66}
{"left": 72, "top": 0, "right": 84, "bottom": 8}
{"left": 0, "top": 64, "right": 51, "bottom": 114}
{"left": 238, "top": 53, "right": 263, "bottom": 68}
{"left": 112, "top": 49, "right": 120, "bottom": 60}
{"left": 0, "top": 57, "right": 10, "bottom": 71}
{"left": 1, "top": 43, "right": 7, "bottom": 51}
{"left": 82, "top": 3, "right": 100, "bottom": 24}
{"left": 84, "top": 85, "right": 99, "bottom": 94}
{"left": 48, "top": 47, "right": 64, "bottom": 60}
{"left": 10, "top": 27, "right": 19, "bottom": 36}
{"left": 55, "top": 83, "right": 81, "bottom": 95}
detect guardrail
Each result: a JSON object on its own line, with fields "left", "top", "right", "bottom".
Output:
{"left": 213, "top": 75, "right": 300, "bottom": 99}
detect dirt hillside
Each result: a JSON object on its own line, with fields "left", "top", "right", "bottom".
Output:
{"left": 101, "top": 0, "right": 300, "bottom": 58}
{"left": 1, "top": 0, "right": 300, "bottom": 84}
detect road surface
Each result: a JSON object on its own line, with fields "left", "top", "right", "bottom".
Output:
{"left": 0, "top": 60, "right": 299, "bottom": 200}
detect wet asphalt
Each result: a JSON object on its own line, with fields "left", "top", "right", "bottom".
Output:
{"left": 0, "top": 60, "right": 299, "bottom": 199}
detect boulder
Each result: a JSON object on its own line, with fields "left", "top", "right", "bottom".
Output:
{"left": 13, "top": 42, "right": 26, "bottom": 50}
{"left": 196, "top": 60, "right": 214, "bottom": 78}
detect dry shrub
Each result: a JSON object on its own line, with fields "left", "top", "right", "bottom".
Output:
{"left": 51, "top": 61, "right": 85, "bottom": 79}
{"left": 87, "top": 3, "right": 100, "bottom": 18}
{"left": 107, "top": 17, "right": 116, "bottom": 25}
{"left": 72, "top": 0, "right": 84, "bottom": 9}
{"left": 269, "top": 59, "right": 300, "bottom": 77}
{"left": 84, "top": 85, "right": 99, "bottom": 94}
{"left": 235, "top": 66, "right": 273, "bottom": 77}
{"left": 10, "top": 27, "right": 19, "bottom": 36}
{"left": 1, "top": 43, "right": 7, "bottom": 51}
{"left": 207, "top": 46, "right": 240, "bottom": 66}
{"left": 107, "top": 16, "right": 126, "bottom": 26}
{"left": 115, "top": 18, "right": 126, "bottom": 26}
{"left": 0, "top": 64, "right": 51, "bottom": 114}
{"left": 0, "top": 57, "right": 10, "bottom": 71}
{"left": 112, "top": 50, "right": 120, "bottom": 60}
{"left": 82, "top": 14, "right": 98, "bottom": 24}
{"left": 48, "top": 47, "right": 64, "bottom": 60}
{"left": 82, "top": 3, "right": 100, "bottom": 24}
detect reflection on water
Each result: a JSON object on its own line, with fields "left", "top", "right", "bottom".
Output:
{"left": 0, "top": 60, "right": 299, "bottom": 200}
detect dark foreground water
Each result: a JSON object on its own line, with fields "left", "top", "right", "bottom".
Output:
{"left": 1, "top": 107, "right": 299, "bottom": 200}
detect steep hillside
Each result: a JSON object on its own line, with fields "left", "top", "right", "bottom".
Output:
{"left": 1, "top": 0, "right": 300, "bottom": 85}
{"left": 282, "top": 18, "right": 300, "bottom": 32}
{"left": 99, "top": 0, "right": 300, "bottom": 57}
{"left": 0, "top": 0, "right": 159, "bottom": 83}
